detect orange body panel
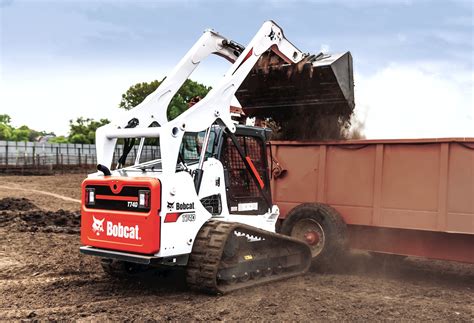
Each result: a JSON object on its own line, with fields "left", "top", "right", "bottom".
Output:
{"left": 271, "top": 138, "right": 474, "bottom": 262}
{"left": 81, "top": 177, "right": 161, "bottom": 254}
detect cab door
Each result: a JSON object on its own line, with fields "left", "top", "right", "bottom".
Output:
{"left": 219, "top": 127, "right": 272, "bottom": 215}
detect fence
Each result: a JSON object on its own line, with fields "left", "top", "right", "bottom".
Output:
{"left": 0, "top": 140, "right": 160, "bottom": 175}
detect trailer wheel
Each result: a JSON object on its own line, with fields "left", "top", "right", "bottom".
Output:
{"left": 281, "top": 203, "right": 348, "bottom": 269}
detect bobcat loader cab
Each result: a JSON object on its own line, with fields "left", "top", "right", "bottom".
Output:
{"left": 80, "top": 21, "right": 312, "bottom": 294}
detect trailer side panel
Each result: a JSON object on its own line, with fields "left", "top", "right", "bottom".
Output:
{"left": 271, "top": 138, "right": 474, "bottom": 262}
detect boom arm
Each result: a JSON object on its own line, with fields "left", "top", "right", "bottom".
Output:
{"left": 96, "top": 30, "right": 243, "bottom": 168}
{"left": 98, "top": 20, "right": 306, "bottom": 176}
{"left": 157, "top": 20, "right": 306, "bottom": 174}
{"left": 172, "top": 20, "right": 305, "bottom": 133}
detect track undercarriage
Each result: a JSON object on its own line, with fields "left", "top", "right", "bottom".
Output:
{"left": 186, "top": 220, "right": 312, "bottom": 294}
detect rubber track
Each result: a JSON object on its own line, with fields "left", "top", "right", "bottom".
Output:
{"left": 186, "top": 220, "right": 311, "bottom": 294}
{"left": 186, "top": 221, "right": 230, "bottom": 294}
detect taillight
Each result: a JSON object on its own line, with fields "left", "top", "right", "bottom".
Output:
{"left": 138, "top": 190, "right": 150, "bottom": 208}
{"left": 85, "top": 188, "right": 95, "bottom": 205}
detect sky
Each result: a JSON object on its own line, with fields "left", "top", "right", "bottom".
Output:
{"left": 0, "top": 0, "right": 473, "bottom": 138}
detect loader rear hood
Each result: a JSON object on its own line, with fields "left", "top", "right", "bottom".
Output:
{"left": 80, "top": 177, "right": 161, "bottom": 254}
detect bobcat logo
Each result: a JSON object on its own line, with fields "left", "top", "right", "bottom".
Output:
{"left": 92, "top": 216, "right": 105, "bottom": 236}
{"left": 167, "top": 201, "right": 175, "bottom": 210}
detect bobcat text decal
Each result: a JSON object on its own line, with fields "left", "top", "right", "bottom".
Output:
{"left": 91, "top": 217, "right": 140, "bottom": 240}
{"left": 167, "top": 201, "right": 195, "bottom": 211}
{"left": 176, "top": 202, "right": 195, "bottom": 210}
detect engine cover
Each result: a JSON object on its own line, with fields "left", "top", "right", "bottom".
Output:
{"left": 81, "top": 177, "right": 161, "bottom": 254}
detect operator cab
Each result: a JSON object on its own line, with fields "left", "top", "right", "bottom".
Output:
{"left": 116, "top": 123, "right": 273, "bottom": 217}
{"left": 178, "top": 125, "right": 273, "bottom": 216}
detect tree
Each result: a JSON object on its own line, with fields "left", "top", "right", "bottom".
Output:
{"left": 0, "top": 124, "right": 13, "bottom": 140}
{"left": 0, "top": 114, "right": 13, "bottom": 140}
{"left": 48, "top": 136, "right": 69, "bottom": 144}
{"left": 119, "top": 79, "right": 211, "bottom": 120}
{"left": 119, "top": 80, "right": 162, "bottom": 110}
{"left": 0, "top": 114, "right": 11, "bottom": 125}
{"left": 68, "top": 117, "right": 110, "bottom": 144}
{"left": 11, "top": 126, "right": 31, "bottom": 142}
{"left": 0, "top": 114, "right": 53, "bottom": 142}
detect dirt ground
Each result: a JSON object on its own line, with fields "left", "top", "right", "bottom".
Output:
{"left": 0, "top": 175, "right": 473, "bottom": 321}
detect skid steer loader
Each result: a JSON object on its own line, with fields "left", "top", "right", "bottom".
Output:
{"left": 80, "top": 20, "right": 353, "bottom": 294}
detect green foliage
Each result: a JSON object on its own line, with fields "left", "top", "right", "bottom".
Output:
{"left": 0, "top": 114, "right": 53, "bottom": 142}
{"left": 0, "top": 114, "right": 13, "bottom": 140}
{"left": 0, "top": 113, "right": 109, "bottom": 144}
{"left": 48, "top": 136, "right": 69, "bottom": 144}
{"left": 11, "top": 126, "right": 30, "bottom": 141}
{"left": 119, "top": 79, "right": 211, "bottom": 120}
{"left": 0, "top": 114, "right": 11, "bottom": 125}
{"left": 67, "top": 117, "right": 110, "bottom": 144}
{"left": 119, "top": 80, "right": 162, "bottom": 110}
{"left": 0, "top": 123, "right": 13, "bottom": 140}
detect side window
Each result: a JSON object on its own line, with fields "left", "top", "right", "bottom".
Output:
{"left": 138, "top": 138, "right": 161, "bottom": 164}
{"left": 180, "top": 131, "right": 216, "bottom": 164}
{"left": 221, "top": 135, "right": 268, "bottom": 215}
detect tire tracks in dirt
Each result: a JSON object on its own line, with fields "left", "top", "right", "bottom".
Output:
{"left": 0, "top": 297, "right": 132, "bottom": 319}
{"left": 0, "top": 277, "right": 190, "bottom": 320}
{"left": 0, "top": 273, "right": 101, "bottom": 288}
{"left": 0, "top": 185, "right": 80, "bottom": 204}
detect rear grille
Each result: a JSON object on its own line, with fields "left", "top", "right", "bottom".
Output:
{"left": 86, "top": 185, "right": 150, "bottom": 213}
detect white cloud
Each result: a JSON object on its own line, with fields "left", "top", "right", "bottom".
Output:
{"left": 354, "top": 62, "right": 473, "bottom": 139}
{"left": 3, "top": 60, "right": 472, "bottom": 140}
{"left": 0, "top": 65, "right": 168, "bottom": 136}
{"left": 0, "top": 56, "right": 230, "bottom": 136}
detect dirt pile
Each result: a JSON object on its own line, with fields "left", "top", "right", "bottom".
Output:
{"left": 0, "top": 197, "right": 80, "bottom": 234}
{"left": 0, "top": 197, "right": 37, "bottom": 211}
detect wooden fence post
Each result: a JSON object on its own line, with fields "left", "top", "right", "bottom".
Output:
{"left": 23, "top": 142, "right": 27, "bottom": 166}
{"left": 32, "top": 145, "right": 36, "bottom": 166}
{"left": 5, "top": 141, "right": 8, "bottom": 166}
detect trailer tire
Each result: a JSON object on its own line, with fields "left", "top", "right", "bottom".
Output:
{"left": 281, "top": 203, "right": 348, "bottom": 270}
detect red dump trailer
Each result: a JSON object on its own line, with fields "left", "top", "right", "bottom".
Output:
{"left": 271, "top": 138, "right": 474, "bottom": 264}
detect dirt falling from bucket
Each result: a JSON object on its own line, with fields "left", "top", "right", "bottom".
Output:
{"left": 237, "top": 51, "right": 361, "bottom": 140}
{"left": 266, "top": 105, "right": 355, "bottom": 140}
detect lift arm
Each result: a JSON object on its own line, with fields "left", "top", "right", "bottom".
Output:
{"left": 157, "top": 20, "right": 306, "bottom": 174}
{"left": 98, "top": 20, "right": 306, "bottom": 176}
{"left": 96, "top": 30, "right": 243, "bottom": 168}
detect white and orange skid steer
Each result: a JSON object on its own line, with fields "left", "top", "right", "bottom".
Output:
{"left": 80, "top": 20, "right": 354, "bottom": 293}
